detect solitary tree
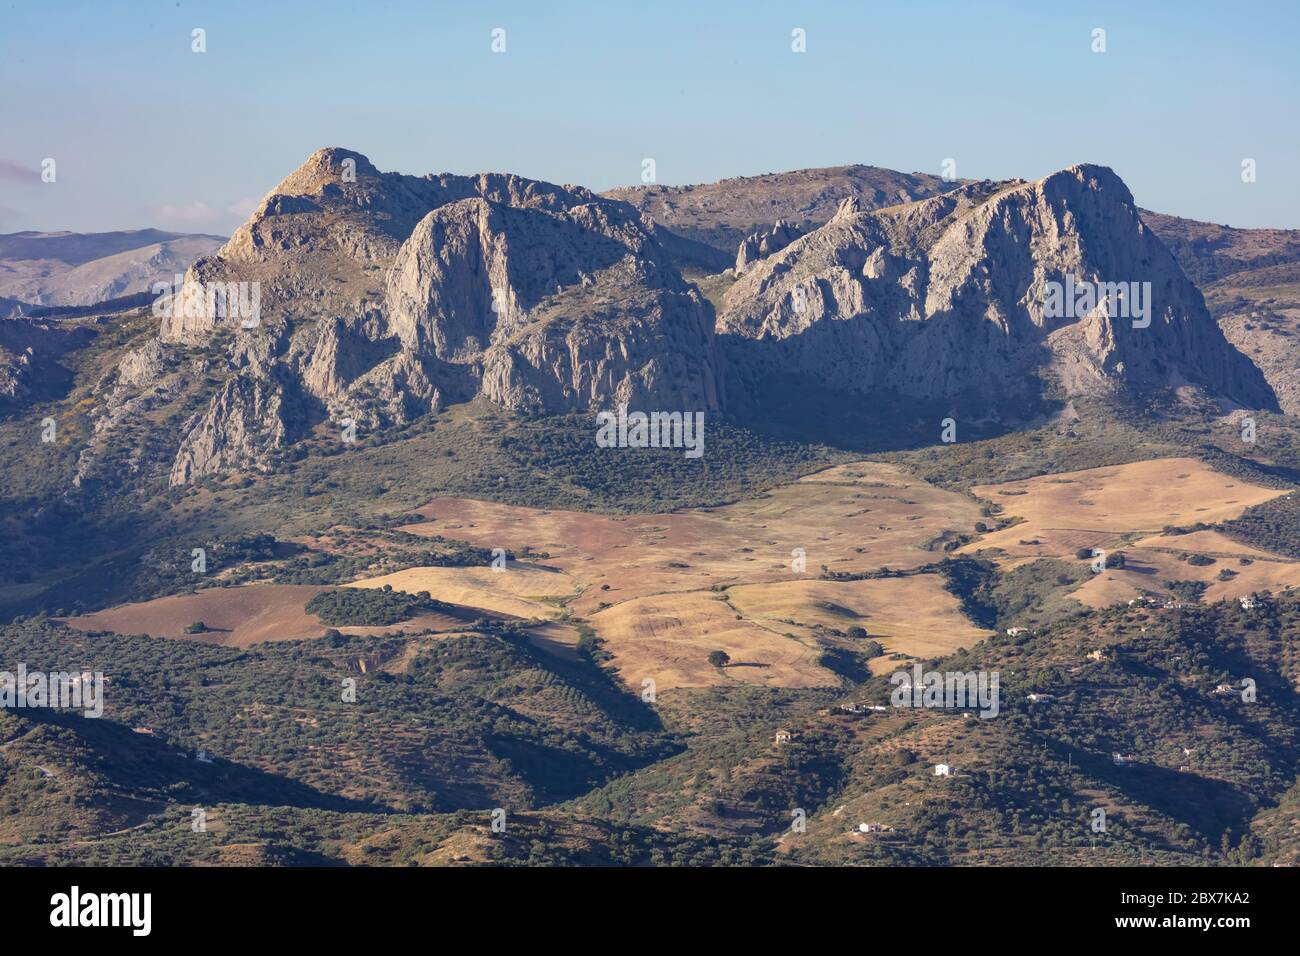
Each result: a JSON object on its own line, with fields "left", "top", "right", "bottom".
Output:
{"left": 708, "top": 650, "right": 731, "bottom": 668}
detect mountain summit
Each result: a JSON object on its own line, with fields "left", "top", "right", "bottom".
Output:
{"left": 137, "top": 148, "right": 717, "bottom": 482}
{"left": 71, "top": 152, "right": 1278, "bottom": 488}
{"left": 716, "top": 164, "right": 1275, "bottom": 410}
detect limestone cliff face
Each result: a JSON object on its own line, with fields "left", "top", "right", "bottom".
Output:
{"left": 169, "top": 373, "right": 288, "bottom": 485}
{"left": 158, "top": 148, "right": 463, "bottom": 345}
{"left": 718, "top": 166, "right": 1276, "bottom": 409}
{"left": 91, "top": 152, "right": 1274, "bottom": 488}
{"left": 385, "top": 195, "right": 718, "bottom": 413}
{"left": 126, "top": 148, "right": 720, "bottom": 483}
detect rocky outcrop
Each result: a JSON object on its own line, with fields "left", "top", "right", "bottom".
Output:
{"left": 169, "top": 373, "right": 288, "bottom": 484}
{"left": 139, "top": 148, "right": 719, "bottom": 482}
{"left": 718, "top": 166, "right": 1276, "bottom": 410}
{"left": 384, "top": 195, "right": 718, "bottom": 413}
{"left": 86, "top": 150, "right": 1274, "bottom": 488}
{"left": 735, "top": 220, "right": 805, "bottom": 273}
{"left": 114, "top": 339, "right": 171, "bottom": 389}
{"left": 0, "top": 316, "right": 94, "bottom": 410}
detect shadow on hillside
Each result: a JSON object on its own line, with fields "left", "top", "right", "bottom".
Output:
{"left": 1110, "top": 760, "right": 1257, "bottom": 843}
{"left": 718, "top": 337, "right": 1064, "bottom": 454}
{"left": 20, "top": 709, "right": 386, "bottom": 814}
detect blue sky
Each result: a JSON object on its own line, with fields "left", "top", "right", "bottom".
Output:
{"left": 2, "top": 0, "right": 1297, "bottom": 235}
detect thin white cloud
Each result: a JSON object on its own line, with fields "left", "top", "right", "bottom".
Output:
{"left": 150, "top": 197, "right": 260, "bottom": 226}
{"left": 151, "top": 200, "right": 221, "bottom": 224}
{"left": 226, "top": 197, "right": 260, "bottom": 218}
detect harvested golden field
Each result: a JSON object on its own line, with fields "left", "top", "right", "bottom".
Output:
{"left": 389, "top": 460, "right": 987, "bottom": 690}
{"left": 1130, "top": 528, "right": 1282, "bottom": 559}
{"left": 797, "top": 461, "right": 917, "bottom": 487}
{"left": 406, "top": 460, "right": 983, "bottom": 617}
{"left": 1072, "top": 547, "right": 1300, "bottom": 608}
{"left": 964, "top": 457, "right": 1286, "bottom": 562}
{"left": 346, "top": 564, "right": 580, "bottom": 620}
{"left": 522, "top": 621, "right": 583, "bottom": 660}
{"left": 60, "top": 454, "right": 1292, "bottom": 673}
{"left": 726, "top": 575, "right": 994, "bottom": 675}
{"left": 53, "top": 459, "right": 981, "bottom": 678}
{"left": 960, "top": 457, "right": 1300, "bottom": 611}
{"left": 588, "top": 589, "right": 833, "bottom": 691}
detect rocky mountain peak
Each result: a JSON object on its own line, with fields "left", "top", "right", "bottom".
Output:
{"left": 735, "top": 219, "right": 807, "bottom": 273}
{"left": 101, "top": 148, "right": 721, "bottom": 483}
{"left": 273, "top": 146, "right": 382, "bottom": 196}
{"left": 69, "top": 152, "right": 1280, "bottom": 490}
{"left": 718, "top": 163, "right": 1275, "bottom": 411}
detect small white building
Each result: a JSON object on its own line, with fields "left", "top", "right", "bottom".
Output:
{"left": 774, "top": 730, "right": 793, "bottom": 745}
{"left": 1240, "top": 594, "right": 1259, "bottom": 610}
{"left": 1006, "top": 627, "right": 1028, "bottom": 637}
{"left": 934, "top": 763, "right": 951, "bottom": 777}
{"left": 1027, "top": 693, "right": 1053, "bottom": 703}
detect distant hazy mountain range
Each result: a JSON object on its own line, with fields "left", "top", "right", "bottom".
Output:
{"left": 0, "top": 229, "right": 225, "bottom": 314}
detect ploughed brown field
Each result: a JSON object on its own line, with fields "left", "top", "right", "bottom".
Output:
{"left": 61, "top": 584, "right": 482, "bottom": 646}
